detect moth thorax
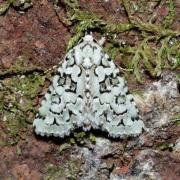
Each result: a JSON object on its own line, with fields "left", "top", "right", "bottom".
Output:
{"left": 82, "top": 57, "right": 93, "bottom": 69}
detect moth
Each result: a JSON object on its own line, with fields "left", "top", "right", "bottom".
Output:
{"left": 33, "top": 34, "right": 145, "bottom": 138}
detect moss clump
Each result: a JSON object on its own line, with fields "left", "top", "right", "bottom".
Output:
{"left": 44, "top": 163, "right": 65, "bottom": 180}
{"left": 74, "top": 131, "right": 86, "bottom": 139}
{"left": 89, "top": 133, "right": 96, "bottom": 143}
{"left": 67, "top": 159, "right": 82, "bottom": 179}
{"left": 132, "top": 89, "right": 144, "bottom": 97}
{"left": 157, "top": 143, "right": 174, "bottom": 152}
{"left": 72, "top": 131, "right": 96, "bottom": 145}
{"left": 163, "top": 0, "right": 175, "bottom": 28}
{"left": 12, "top": 0, "right": 33, "bottom": 11}
{"left": 0, "top": 0, "right": 32, "bottom": 15}
{"left": 0, "top": 54, "right": 44, "bottom": 77}
{"left": 58, "top": 143, "right": 72, "bottom": 155}
{"left": 0, "top": 0, "right": 14, "bottom": 15}
{"left": 0, "top": 54, "right": 48, "bottom": 140}
{"left": 44, "top": 159, "right": 82, "bottom": 180}
{"left": 170, "top": 115, "right": 180, "bottom": 125}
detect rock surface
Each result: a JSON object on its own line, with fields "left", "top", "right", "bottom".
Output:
{"left": 0, "top": 0, "right": 179, "bottom": 180}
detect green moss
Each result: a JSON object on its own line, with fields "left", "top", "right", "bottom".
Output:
{"left": 74, "top": 131, "right": 86, "bottom": 139}
{"left": 10, "top": 73, "right": 45, "bottom": 98}
{"left": 73, "top": 131, "right": 86, "bottom": 144}
{"left": 69, "top": 138, "right": 76, "bottom": 145}
{"left": 58, "top": 143, "right": 71, "bottom": 155}
{"left": 177, "top": 74, "right": 180, "bottom": 79}
{"left": 0, "top": 54, "right": 48, "bottom": 140}
{"left": 13, "top": 0, "right": 33, "bottom": 11}
{"left": 16, "top": 145, "right": 22, "bottom": 156}
{"left": 67, "top": 159, "right": 82, "bottom": 179}
{"left": 69, "top": 131, "right": 97, "bottom": 145}
{"left": 0, "top": 54, "right": 44, "bottom": 77}
{"left": 66, "top": 0, "right": 79, "bottom": 18}
{"left": 44, "top": 159, "right": 82, "bottom": 180}
{"left": 89, "top": 133, "right": 96, "bottom": 143}
{"left": 0, "top": 0, "right": 33, "bottom": 15}
{"left": 170, "top": 39, "right": 180, "bottom": 69}
{"left": 132, "top": 89, "right": 144, "bottom": 97}
{"left": 154, "top": 36, "right": 171, "bottom": 76}
{"left": 163, "top": 0, "right": 175, "bottom": 28}
{"left": 157, "top": 143, "right": 174, "bottom": 151}
{"left": 67, "top": 11, "right": 106, "bottom": 50}
{"left": 170, "top": 115, "right": 180, "bottom": 125}
{"left": 44, "top": 163, "right": 65, "bottom": 180}
{"left": 0, "top": 141, "right": 16, "bottom": 146}
{"left": 0, "top": 0, "right": 14, "bottom": 15}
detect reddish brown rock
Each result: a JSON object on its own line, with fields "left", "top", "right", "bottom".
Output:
{"left": 12, "top": 164, "right": 42, "bottom": 180}
{"left": 1, "top": 55, "right": 13, "bottom": 68}
{"left": 23, "top": 138, "right": 51, "bottom": 158}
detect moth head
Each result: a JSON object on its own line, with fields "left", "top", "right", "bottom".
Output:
{"left": 83, "top": 34, "right": 94, "bottom": 42}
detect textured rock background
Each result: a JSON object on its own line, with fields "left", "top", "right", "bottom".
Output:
{"left": 0, "top": 0, "right": 179, "bottom": 179}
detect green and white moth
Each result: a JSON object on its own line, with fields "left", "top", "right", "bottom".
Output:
{"left": 33, "top": 34, "right": 145, "bottom": 138}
